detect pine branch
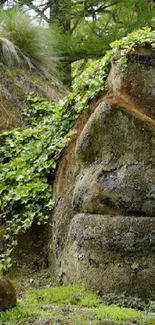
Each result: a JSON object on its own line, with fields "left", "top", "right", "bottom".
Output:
{"left": 52, "top": 51, "right": 107, "bottom": 62}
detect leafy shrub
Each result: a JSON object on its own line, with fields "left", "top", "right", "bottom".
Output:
{"left": 0, "top": 95, "right": 74, "bottom": 272}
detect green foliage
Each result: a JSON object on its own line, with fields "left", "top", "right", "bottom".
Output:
{"left": 60, "top": 0, "right": 155, "bottom": 60}
{"left": 92, "top": 304, "right": 145, "bottom": 324}
{"left": 23, "top": 93, "right": 58, "bottom": 126}
{"left": 24, "top": 284, "right": 101, "bottom": 307}
{"left": 0, "top": 284, "right": 150, "bottom": 324}
{"left": 111, "top": 27, "right": 155, "bottom": 65}
{"left": 0, "top": 305, "right": 32, "bottom": 323}
{"left": 2, "top": 0, "right": 155, "bottom": 85}
{"left": 1, "top": 27, "right": 155, "bottom": 272}
{"left": 14, "top": 0, "right": 155, "bottom": 58}
{"left": 0, "top": 95, "right": 74, "bottom": 272}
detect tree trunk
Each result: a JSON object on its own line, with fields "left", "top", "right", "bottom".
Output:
{"left": 49, "top": 0, "right": 71, "bottom": 87}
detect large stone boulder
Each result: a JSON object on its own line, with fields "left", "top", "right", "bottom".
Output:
{"left": 0, "top": 276, "right": 16, "bottom": 311}
{"left": 49, "top": 48, "right": 155, "bottom": 298}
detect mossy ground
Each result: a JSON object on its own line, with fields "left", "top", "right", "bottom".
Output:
{"left": 0, "top": 284, "right": 155, "bottom": 325}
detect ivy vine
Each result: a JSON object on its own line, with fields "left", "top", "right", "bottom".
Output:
{"left": 0, "top": 27, "right": 155, "bottom": 272}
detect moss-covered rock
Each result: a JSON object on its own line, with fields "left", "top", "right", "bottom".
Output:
{"left": 108, "top": 47, "right": 155, "bottom": 120}
{"left": 61, "top": 214, "right": 155, "bottom": 298}
{"left": 73, "top": 101, "right": 155, "bottom": 216}
{"left": 0, "top": 276, "right": 16, "bottom": 311}
{"left": 49, "top": 50, "right": 155, "bottom": 298}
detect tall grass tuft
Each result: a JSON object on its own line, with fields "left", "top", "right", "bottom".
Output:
{"left": 0, "top": 33, "right": 21, "bottom": 66}
{"left": 0, "top": 7, "right": 48, "bottom": 69}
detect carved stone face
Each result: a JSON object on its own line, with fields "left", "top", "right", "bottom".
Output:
{"left": 73, "top": 101, "right": 155, "bottom": 217}
{"left": 51, "top": 52, "right": 155, "bottom": 298}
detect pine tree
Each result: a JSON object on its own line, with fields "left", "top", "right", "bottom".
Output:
{"left": 2, "top": 0, "right": 155, "bottom": 86}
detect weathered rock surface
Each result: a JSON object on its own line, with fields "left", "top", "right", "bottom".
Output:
{"left": 73, "top": 101, "right": 155, "bottom": 217}
{"left": 0, "top": 276, "right": 16, "bottom": 311}
{"left": 108, "top": 47, "right": 155, "bottom": 119}
{"left": 49, "top": 49, "right": 155, "bottom": 298}
{"left": 0, "top": 65, "right": 67, "bottom": 131}
{"left": 62, "top": 214, "right": 155, "bottom": 297}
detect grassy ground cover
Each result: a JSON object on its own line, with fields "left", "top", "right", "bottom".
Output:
{"left": 0, "top": 284, "right": 155, "bottom": 325}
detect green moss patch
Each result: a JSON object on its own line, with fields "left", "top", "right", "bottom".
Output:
{"left": 0, "top": 285, "right": 154, "bottom": 325}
